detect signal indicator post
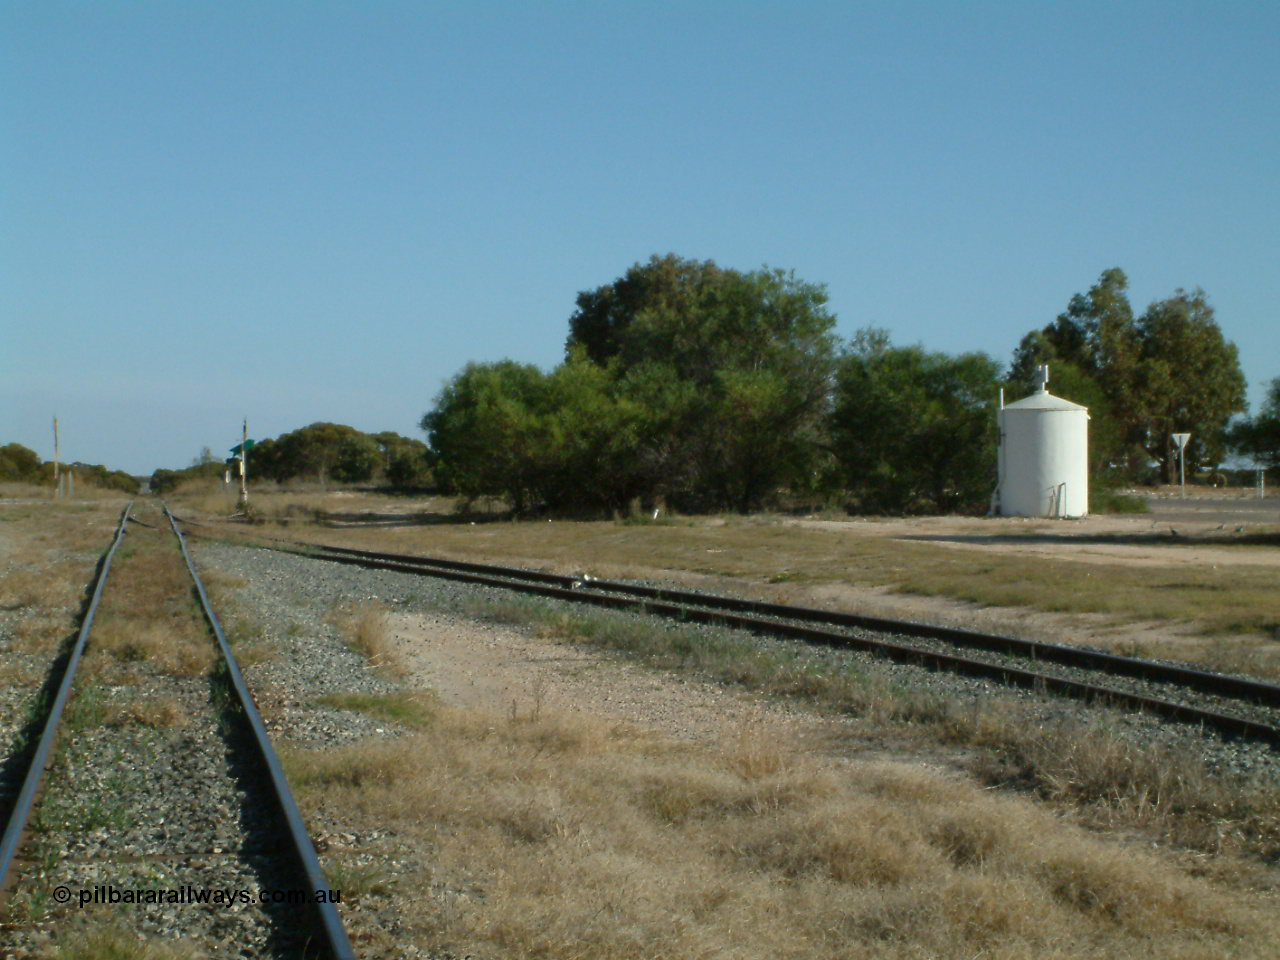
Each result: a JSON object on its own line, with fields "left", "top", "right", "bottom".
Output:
{"left": 1172, "top": 432, "right": 1191, "bottom": 498}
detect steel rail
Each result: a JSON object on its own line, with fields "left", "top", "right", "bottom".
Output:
{"left": 309, "top": 542, "right": 1280, "bottom": 708}
{"left": 0, "top": 502, "right": 133, "bottom": 899}
{"left": 162, "top": 505, "right": 355, "bottom": 960}
{"left": 303, "top": 549, "right": 1280, "bottom": 743}
{"left": 170, "top": 518, "right": 1280, "bottom": 745}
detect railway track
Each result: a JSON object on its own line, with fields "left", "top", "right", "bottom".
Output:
{"left": 176, "top": 516, "right": 1280, "bottom": 746}
{"left": 0, "top": 504, "right": 354, "bottom": 959}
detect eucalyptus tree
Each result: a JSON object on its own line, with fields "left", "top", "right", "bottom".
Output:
{"left": 567, "top": 254, "right": 839, "bottom": 511}
{"left": 831, "top": 329, "right": 1002, "bottom": 514}
{"left": 1012, "top": 269, "right": 1246, "bottom": 480}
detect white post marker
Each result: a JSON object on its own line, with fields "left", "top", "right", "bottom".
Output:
{"left": 1172, "top": 432, "right": 1191, "bottom": 498}
{"left": 238, "top": 418, "right": 249, "bottom": 512}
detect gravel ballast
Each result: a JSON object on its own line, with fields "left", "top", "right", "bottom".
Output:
{"left": 194, "top": 538, "right": 1280, "bottom": 784}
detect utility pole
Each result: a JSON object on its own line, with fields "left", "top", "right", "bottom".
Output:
{"left": 238, "top": 417, "right": 249, "bottom": 512}
{"left": 52, "top": 416, "right": 60, "bottom": 500}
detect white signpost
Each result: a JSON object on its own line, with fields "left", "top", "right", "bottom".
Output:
{"left": 1172, "top": 432, "right": 1191, "bottom": 498}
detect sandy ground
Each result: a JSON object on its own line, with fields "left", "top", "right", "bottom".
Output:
{"left": 391, "top": 610, "right": 827, "bottom": 743}
{"left": 783, "top": 497, "right": 1280, "bottom": 570}
{"left": 387, "top": 609, "right": 984, "bottom": 786}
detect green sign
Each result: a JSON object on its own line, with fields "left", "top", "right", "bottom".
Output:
{"left": 229, "top": 439, "right": 257, "bottom": 455}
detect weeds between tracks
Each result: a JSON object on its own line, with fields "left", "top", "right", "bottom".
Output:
{"left": 1, "top": 504, "right": 331, "bottom": 957}
{"left": 326, "top": 600, "right": 404, "bottom": 677}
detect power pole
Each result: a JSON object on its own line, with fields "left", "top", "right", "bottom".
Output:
{"left": 52, "top": 416, "right": 60, "bottom": 500}
{"left": 238, "top": 417, "right": 249, "bottom": 512}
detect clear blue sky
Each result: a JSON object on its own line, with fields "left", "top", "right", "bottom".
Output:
{"left": 4, "top": 1, "right": 1277, "bottom": 475}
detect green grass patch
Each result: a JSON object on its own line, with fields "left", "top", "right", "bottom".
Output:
{"left": 324, "top": 856, "right": 399, "bottom": 900}
{"left": 1092, "top": 491, "right": 1151, "bottom": 514}
{"left": 617, "top": 512, "right": 679, "bottom": 526}
{"left": 49, "top": 923, "right": 201, "bottom": 960}
{"left": 317, "top": 691, "right": 437, "bottom": 729}
{"left": 64, "top": 679, "right": 109, "bottom": 733}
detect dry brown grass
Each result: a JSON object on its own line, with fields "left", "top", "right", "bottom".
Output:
{"left": 0, "top": 661, "right": 38, "bottom": 686}
{"left": 0, "top": 480, "right": 133, "bottom": 503}
{"left": 958, "top": 710, "right": 1280, "bottom": 857}
{"left": 247, "top": 492, "right": 363, "bottom": 520}
{"left": 192, "top": 567, "right": 279, "bottom": 668}
{"left": 164, "top": 478, "right": 241, "bottom": 517}
{"left": 467, "top": 592, "right": 1280, "bottom": 863}
{"left": 85, "top": 620, "right": 214, "bottom": 680}
{"left": 0, "top": 481, "right": 56, "bottom": 499}
{"left": 9, "top": 615, "right": 71, "bottom": 654}
{"left": 1116, "top": 634, "right": 1280, "bottom": 682}
{"left": 286, "top": 705, "right": 1280, "bottom": 959}
{"left": 0, "top": 517, "right": 100, "bottom": 658}
{"left": 81, "top": 515, "right": 215, "bottom": 681}
{"left": 200, "top": 568, "right": 249, "bottom": 602}
{"left": 0, "top": 566, "right": 84, "bottom": 612}
{"left": 167, "top": 481, "right": 375, "bottom": 521}
{"left": 327, "top": 600, "right": 403, "bottom": 676}
{"left": 0, "top": 502, "right": 127, "bottom": 556}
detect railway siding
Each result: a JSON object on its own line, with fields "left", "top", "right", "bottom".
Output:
{"left": 184, "top": 524, "right": 1280, "bottom": 773}
{"left": 192, "top": 538, "right": 1280, "bottom": 804}
{"left": 307, "top": 542, "right": 1280, "bottom": 733}
{"left": 188, "top": 528, "right": 1280, "bottom": 959}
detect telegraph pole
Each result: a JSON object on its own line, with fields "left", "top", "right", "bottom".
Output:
{"left": 52, "top": 416, "right": 60, "bottom": 500}
{"left": 238, "top": 417, "right": 249, "bottom": 512}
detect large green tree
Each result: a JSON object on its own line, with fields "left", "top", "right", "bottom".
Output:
{"left": 331, "top": 433, "right": 380, "bottom": 484}
{"left": 1134, "top": 289, "right": 1246, "bottom": 476}
{"left": 249, "top": 423, "right": 390, "bottom": 485}
{"left": 0, "top": 443, "right": 42, "bottom": 482}
{"left": 1012, "top": 270, "right": 1246, "bottom": 481}
{"left": 422, "top": 361, "right": 555, "bottom": 513}
{"left": 153, "top": 425, "right": 425, "bottom": 491}
{"left": 422, "top": 355, "right": 655, "bottom": 514}
{"left": 372, "top": 432, "right": 434, "bottom": 487}
{"left": 830, "top": 330, "right": 1002, "bottom": 514}
{"left": 565, "top": 254, "right": 838, "bottom": 511}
